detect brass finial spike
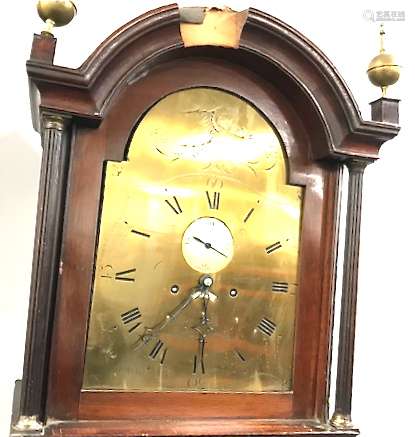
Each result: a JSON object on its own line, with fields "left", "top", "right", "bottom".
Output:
{"left": 367, "top": 24, "right": 400, "bottom": 97}
{"left": 379, "top": 24, "right": 385, "bottom": 53}
{"left": 37, "top": 1, "right": 77, "bottom": 36}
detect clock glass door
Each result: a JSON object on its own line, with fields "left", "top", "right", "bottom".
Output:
{"left": 82, "top": 88, "right": 303, "bottom": 393}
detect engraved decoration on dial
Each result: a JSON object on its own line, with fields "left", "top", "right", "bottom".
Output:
{"left": 83, "top": 88, "right": 303, "bottom": 393}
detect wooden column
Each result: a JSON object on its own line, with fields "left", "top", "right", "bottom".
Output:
{"left": 330, "top": 159, "right": 370, "bottom": 429}
{"left": 14, "top": 115, "right": 71, "bottom": 432}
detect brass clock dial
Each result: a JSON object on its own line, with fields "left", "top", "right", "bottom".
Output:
{"left": 83, "top": 88, "right": 303, "bottom": 393}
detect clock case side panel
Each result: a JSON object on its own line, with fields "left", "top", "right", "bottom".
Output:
{"left": 44, "top": 56, "right": 340, "bottom": 428}
{"left": 45, "top": 123, "right": 108, "bottom": 420}
{"left": 292, "top": 160, "right": 343, "bottom": 421}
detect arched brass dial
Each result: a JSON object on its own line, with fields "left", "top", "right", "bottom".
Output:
{"left": 82, "top": 88, "right": 303, "bottom": 393}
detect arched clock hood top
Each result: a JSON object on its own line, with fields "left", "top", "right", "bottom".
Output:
{"left": 27, "top": 3, "right": 399, "bottom": 161}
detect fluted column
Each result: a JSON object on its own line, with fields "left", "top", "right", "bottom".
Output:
{"left": 15, "top": 115, "right": 71, "bottom": 432}
{"left": 331, "top": 159, "right": 370, "bottom": 429}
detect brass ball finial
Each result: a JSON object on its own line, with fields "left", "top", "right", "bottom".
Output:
{"left": 367, "top": 24, "right": 400, "bottom": 97}
{"left": 37, "top": 0, "right": 77, "bottom": 35}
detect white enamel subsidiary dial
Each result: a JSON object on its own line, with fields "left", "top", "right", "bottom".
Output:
{"left": 181, "top": 217, "right": 234, "bottom": 273}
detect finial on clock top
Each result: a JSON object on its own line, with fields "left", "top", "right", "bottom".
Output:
{"left": 30, "top": 1, "right": 77, "bottom": 64}
{"left": 367, "top": 24, "right": 400, "bottom": 125}
{"left": 367, "top": 24, "right": 400, "bottom": 97}
{"left": 37, "top": 0, "right": 77, "bottom": 36}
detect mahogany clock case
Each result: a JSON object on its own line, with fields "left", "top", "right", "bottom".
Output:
{"left": 14, "top": 4, "right": 399, "bottom": 437}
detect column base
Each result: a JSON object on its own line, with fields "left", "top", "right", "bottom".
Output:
{"left": 10, "top": 380, "right": 44, "bottom": 436}
{"left": 330, "top": 412, "right": 354, "bottom": 429}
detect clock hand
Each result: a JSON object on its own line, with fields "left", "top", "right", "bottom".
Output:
{"left": 192, "top": 276, "right": 215, "bottom": 374}
{"left": 193, "top": 236, "right": 228, "bottom": 258}
{"left": 198, "top": 335, "right": 206, "bottom": 374}
{"left": 134, "top": 275, "right": 216, "bottom": 350}
{"left": 193, "top": 236, "right": 209, "bottom": 246}
{"left": 134, "top": 288, "right": 201, "bottom": 349}
{"left": 209, "top": 245, "right": 228, "bottom": 258}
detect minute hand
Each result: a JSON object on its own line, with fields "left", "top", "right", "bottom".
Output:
{"left": 153, "top": 288, "right": 202, "bottom": 332}
{"left": 209, "top": 245, "right": 227, "bottom": 258}
{"left": 193, "top": 236, "right": 227, "bottom": 258}
{"left": 135, "top": 287, "right": 202, "bottom": 349}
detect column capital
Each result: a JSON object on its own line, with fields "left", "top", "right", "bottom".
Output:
{"left": 345, "top": 159, "right": 371, "bottom": 174}
{"left": 41, "top": 113, "right": 70, "bottom": 131}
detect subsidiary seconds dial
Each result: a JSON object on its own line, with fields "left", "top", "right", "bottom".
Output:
{"left": 181, "top": 217, "right": 234, "bottom": 273}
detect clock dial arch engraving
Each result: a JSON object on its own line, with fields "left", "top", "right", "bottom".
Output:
{"left": 83, "top": 88, "right": 302, "bottom": 393}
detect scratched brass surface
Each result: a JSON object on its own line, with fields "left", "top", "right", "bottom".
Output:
{"left": 82, "top": 88, "right": 303, "bottom": 392}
